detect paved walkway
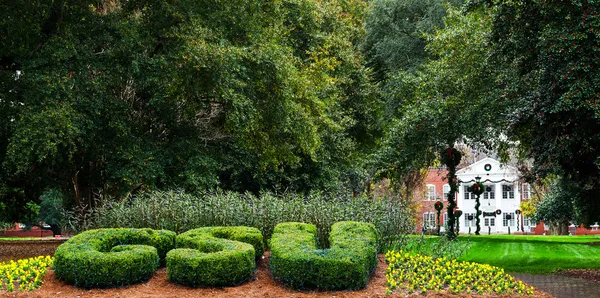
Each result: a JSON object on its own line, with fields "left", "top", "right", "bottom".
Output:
{"left": 513, "top": 273, "right": 600, "bottom": 298}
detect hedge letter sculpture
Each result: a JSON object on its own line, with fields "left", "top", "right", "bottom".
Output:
{"left": 166, "top": 226, "right": 264, "bottom": 287}
{"left": 269, "top": 221, "right": 378, "bottom": 290}
{"left": 53, "top": 228, "right": 176, "bottom": 288}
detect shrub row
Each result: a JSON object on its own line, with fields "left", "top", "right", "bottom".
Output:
{"left": 269, "top": 221, "right": 378, "bottom": 290}
{"left": 167, "top": 226, "right": 263, "bottom": 287}
{"left": 55, "top": 223, "right": 377, "bottom": 290}
{"left": 53, "top": 228, "right": 176, "bottom": 288}
{"left": 87, "top": 190, "right": 413, "bottom": 250}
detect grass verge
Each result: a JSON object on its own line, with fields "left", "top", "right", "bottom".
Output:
{"left": 457, "top": 235, "right": 600, "bottom": 273}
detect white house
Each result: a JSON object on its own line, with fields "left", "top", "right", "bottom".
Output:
{"left": 456, "top": 158, "right": 527, "bottom": 234}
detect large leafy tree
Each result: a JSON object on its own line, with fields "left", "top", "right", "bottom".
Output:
{"left": 0, "top": 0, "right": 379, "bottom": 217}
{"left": 483, "top": 0, "right": 600, "bottom": 224}
{"left": 374, "top": 5, "right": 509, "bottom": 183}
{"left": 364, "top": 0, "right": 466, "bottom": 203}
{"left": 371, "top": 4, "right": 514, "bottom": 237}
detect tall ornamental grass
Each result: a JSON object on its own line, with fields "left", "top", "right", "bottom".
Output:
{"left": 88, "top": 190, "right": 414, "bottom": 249}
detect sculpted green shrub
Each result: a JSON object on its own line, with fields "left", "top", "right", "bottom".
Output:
{"left": 167, "top": 226, "right": 264, "bottom": 287}
{"left": 269, "top": 221, "right": 378, "bottom": 290}
{"left": 53, "top": 228, "right": 176, "bottom": 288}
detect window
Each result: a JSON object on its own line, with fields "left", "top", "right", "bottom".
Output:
{"left": 522, "top": 183, "right": 531, "bottom": 199}
{"left": 483, "top": 185, "right": 495, "bottom": 200}
{"left": 443, "top": 213, "right": 448, "bottom": 227}
{"left": 423, "top": 212, "right": 436, "bottom": 228}
{"left": 463, "top": 186, "right": 472, "bottom": 200}
{"left": 523, "top": 217, "right": 531, "bottom": 227}
{"left": 427, "top": 185, "right": 436, "bottom": 201}
{"left": 484, "top": 218, "right": 495, "bottom": 227}
{"left": 465, "top": 213, "right": 475, "bottom": 227}
{"left": 503, "top": 212, "right": 516, "bottom": 227}
{"left": 502, "top": 184, "right": 514, "bottom": 199}
{"left": 443, "top": 184, "right": 450, "bottom": 200}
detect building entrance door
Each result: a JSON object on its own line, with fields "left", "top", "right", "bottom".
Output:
{"left": 484, "top": 217, "right": 496, "bottom": 234}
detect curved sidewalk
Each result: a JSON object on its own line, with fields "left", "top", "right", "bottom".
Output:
{"left": 513, "top": 273, "right": 600, "bottom": 298}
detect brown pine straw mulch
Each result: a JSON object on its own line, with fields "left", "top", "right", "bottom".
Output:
{"left": 560, "top": 269, "right": 600, "bottom": 283}
{"left": 1, "top": 253, "right": 552, "bottom": 298}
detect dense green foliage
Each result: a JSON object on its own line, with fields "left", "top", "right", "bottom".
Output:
{"left": 269, "top": 221, "right": 378, "bottom": 290}
{"left": 87, "top": 190, "right": 414, "bottom": 249}
{"left": 2, "top": 0, "right": 598, "bottom": 229}
{"left": 167, "top": 226, "right": 263, "bottom": 287}
{"left": 0, "top": 0, "right": 380, "bottom": 220}
{"left": 368, "top": 0, "right": 599, "bottom": 224}
{"left": 371, "top": 4, "right": 504, "bottom": 185}
{"left": 364, "top": 0, "right": 463, "bottom": 78}
{"left": 482, "top": 0, "right": 600, "bottom": 224}
{"left": 459, "top": 235, "right": 600, "bottom": 273}
{"left": 53, "top": 228, "right": 176, "bottom": 287}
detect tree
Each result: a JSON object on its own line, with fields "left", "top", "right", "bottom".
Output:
{"left": 0, "top": 0, "right": 380, "bottom": 214}
{"left": 373, "top": 4, "right": 509, "bottom": 189}
{"left": 533, "top": 179, "right": 576, "bottom": 235}
{"left": 482, "top": 0, "right": 600, "bottom": 224}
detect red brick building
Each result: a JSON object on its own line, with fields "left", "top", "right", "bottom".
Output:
{"left": 416, "top": 168, "right": 450, "bottom": 233}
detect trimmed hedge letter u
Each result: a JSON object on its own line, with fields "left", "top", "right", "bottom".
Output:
{"left": 166, "top": 226, "right": 264, "bottom": 287}
{"left": 269, "top": 221, "right": 378, "bottom": 290}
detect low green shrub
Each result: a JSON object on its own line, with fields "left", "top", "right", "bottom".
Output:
{"left": 53, "top": 228, "right": 176, "bottom": 288}
{"left": 167, "top": 226, "right": 263, "bottom": 287}
{"left": 269, "top": 221, "right": 378, "bottom": 290}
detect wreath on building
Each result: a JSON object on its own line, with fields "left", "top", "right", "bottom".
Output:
{"left": 470, "top": 181, "right": 485, "bottom": 196}
{"left": 434, "top": 201, "right": 444, "bottom": 211}
{"left": 495, "top": 209, "right": 502, "bottom": 215}
{"left": 484, "top": 163, "right": 492, "bottom": 171}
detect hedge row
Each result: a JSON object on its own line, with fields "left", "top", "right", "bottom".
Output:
{"left": 53, "top": 228, "right": 176, "bottom": 288}
{"left": 167, "top": 226, "right": 263, "bottom": 287}
{"left": 269, "top": 221, "right": 378, "bottom": 290}
{"left": 54, "top": 223, "right": 377, "bottom": 290}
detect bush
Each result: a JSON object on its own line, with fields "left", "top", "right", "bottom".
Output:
{"left": 89, "top": 190, "right": 413, "bottom": 250}
{"left": 269, "top": 221, "right": 378, "bottom": 290}
{"left": 53, "top": 228, "right": 176, "bottom": 288}
{"left": 167, "top": 226, "right": 263, "bottom": 287}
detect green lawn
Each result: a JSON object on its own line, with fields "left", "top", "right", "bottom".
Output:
{"left": 0, "top": 237, "right": 55, "bottom": 241}
{"left": 458, "top": 235, "right": 600, "bottom": 273}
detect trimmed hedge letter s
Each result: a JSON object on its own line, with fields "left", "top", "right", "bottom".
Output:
{"left": 166, "top": 226, "right": 264, "bottom": 287}
{"left": 269, "top": 221, "right": 378, "bottom": 290}
{"left": 53, "top": 228, "right": 176, "bottom": 288}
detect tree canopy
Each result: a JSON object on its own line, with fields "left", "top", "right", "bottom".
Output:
{"left": 0, "top": 0, "right": 380, "bottom": 222}
{"left": 1, "top": 0, "right": 599, "bottom": 226}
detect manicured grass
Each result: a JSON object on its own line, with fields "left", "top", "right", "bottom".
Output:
{"left": 457, "top": 235, "right": 600, "bottom": 273}
{"left": 0, "top": 237, "right": 55, "bottom": 241}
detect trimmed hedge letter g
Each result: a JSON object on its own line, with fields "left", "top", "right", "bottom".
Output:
{"left": 53, "top": 228, "right": 176, "bottom": 288}
{"left": 269, "top": 221, "right": 378, "bottom": 290}
{"left": 166, "top": 226, "right": 264, "bottom": 287}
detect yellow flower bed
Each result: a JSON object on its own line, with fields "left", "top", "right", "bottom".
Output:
{"left": 0, "top": 256, "right": 53, "bottom": 292}
{"left": 385, "top": 250, "right": 534, "bottom": 295}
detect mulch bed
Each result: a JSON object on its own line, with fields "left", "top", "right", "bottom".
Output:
{"left": 0, "top": 240, "right": 67, "bottom": 263}
{"left": 0, "top": 253, "right": 553, "bottom": 298}
{"left": 559, "top": 269, "right": 600, "bottom": 283}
